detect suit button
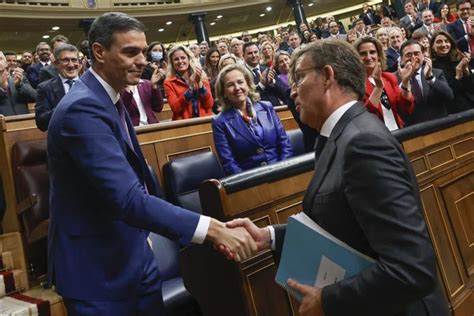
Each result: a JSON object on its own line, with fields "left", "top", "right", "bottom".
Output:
{"left": 256, "top": 148, "right": 264, "bottom": 154}
{"left": 260, "top": 161, "right": 268, "bottom": 166}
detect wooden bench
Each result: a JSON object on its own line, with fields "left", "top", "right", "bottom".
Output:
{"left": 180, "top": 109, "right": 474, "bottom": 316}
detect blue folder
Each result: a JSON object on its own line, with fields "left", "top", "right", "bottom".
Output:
{"left": 275, "top": 212, "right": 376, "bottom": 301}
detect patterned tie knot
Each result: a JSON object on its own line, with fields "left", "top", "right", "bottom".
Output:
{"left": 65, "top": 79, "right": 75, "bottom": 89}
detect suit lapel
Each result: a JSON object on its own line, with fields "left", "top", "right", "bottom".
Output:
{"left": 52, "top": 77, "right": 66, "bottom": 100}
{"left": 420, "top": 70, "right": 429, "bottom": 104}
{"left": 302, "top": 103, "right": 366, "bottom": 212}
{"left": 227, "top": 109, "right": 260, "bottom": 145}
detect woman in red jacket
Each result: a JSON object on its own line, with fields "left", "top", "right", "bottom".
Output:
{"left": 164, "top": 45, "right": 213, "bottom": 120}
{"left": 355, "top": 37, "right": 415, "bottom": 130}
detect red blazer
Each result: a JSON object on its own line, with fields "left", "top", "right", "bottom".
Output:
{"left": 363, "top": 72, "right": 414, "bottom": 129}
{"left": 120, "top": 80, "right": 163, "bottom": 126}
{"left": 164, "top": 76, "right": 213, "bottom": 120}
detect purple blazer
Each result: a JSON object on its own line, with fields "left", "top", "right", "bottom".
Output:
{"left": 212, "top": 100, "right": 293, "bottom": 175}
{"left": 120, "top": 79, "right": 164, "bottom": 126}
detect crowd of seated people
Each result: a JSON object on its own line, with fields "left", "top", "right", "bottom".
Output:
{"left": 0, "top": 0, "right": 472, "bottom": 175}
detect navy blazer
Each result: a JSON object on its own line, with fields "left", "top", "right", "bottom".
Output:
{"left": 386, "top": 47, "right": 400, "bottom": 73}
{"left": 447, "top": 19, "right": 471, "bottom": 54}
{"left": 47, "top": 70, "right": 200, "bottom": 300}
{"left": 26, "top": 63, "right": 44, "bottom": 89}
{"left": 35, "top": 76, "right": 65, "bottom": 131}
{"left": 212, "top": 100, "right": 293, "bottom": 175}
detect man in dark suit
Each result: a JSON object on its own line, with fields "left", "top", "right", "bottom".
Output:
{"left": 447, "top": 0, "right": 474, "bottom": 65}
{"left": 26, "top": 42, "right": 51, "bottom": 89}
{"left": 47, "top": 12, "right": 256, "bottom": 316}
{"left": 386, "top": 27, "right": 403, "bottom": 72}
{"left": 398, "top": 40, "right": 453, "bottom": 125}
{"left": 359, "top": 3, "right": 379, "bottom": 25}
{"left": 399, "top": 0, "right": 423, "bottom": 33}
{"left": 243, "top": 42, "right": 286, "bottom": 107}
{"left": 0, "top": 57, "right": 36, "bottom": 116}
{"left": 38, "top": 35, "right": 70, "bottom": 84}
{"left": 35, "top": 43, "right": 80, "bottom": 131}
{"left": 226, "top": 40, "right": 449, "bottom": 316}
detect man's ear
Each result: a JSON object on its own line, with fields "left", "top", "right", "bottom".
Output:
{"left": 322, "top": 65, "right": 335, "bottom": 88}
{"left": 91, "top": 43, "right": 105, "bottom": 64}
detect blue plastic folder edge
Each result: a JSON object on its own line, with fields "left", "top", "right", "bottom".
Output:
{"left": 275, "top": 212, "right": 376, "bottom": 301}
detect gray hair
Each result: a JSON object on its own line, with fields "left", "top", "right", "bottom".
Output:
{"left": 53, "top": 44, "right": 79, "bottom": 60}
{"left": 215, "top": 63, "right": 260, "bottom": 112}
{"left": 289, "top": 41, "right": 365, "bottom": 100}
{"left": 88, "top": 12, "right": 145, "bottom": 62}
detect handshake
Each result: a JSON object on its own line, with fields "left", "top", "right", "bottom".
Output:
{"left": 206, "top": 218, "right": 272, "bottom": 262}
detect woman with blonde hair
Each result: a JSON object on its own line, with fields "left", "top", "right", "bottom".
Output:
{"left": 164, "top": 45, "right": 213, "bottom": 120}
{"left": 260, "top": 41, "right": 275, "bottom": 67}
{"left": 375, "top": 27, "right": 389, "bottom": 51}
{"left": 212, "top": 64, "right": 292, "bottom": 175}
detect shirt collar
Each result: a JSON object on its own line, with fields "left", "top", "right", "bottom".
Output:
{"left": 89, "top": 67, "right": 120, "bottom": 104}
{"left": 320, "top": 100, "right": 357, "bottom": 137}
{"left": 59, "top": 74, "right": 78, "bottom": 83}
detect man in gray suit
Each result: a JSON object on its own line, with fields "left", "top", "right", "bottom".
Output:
{"left": 0, "top": 53, "right": 36, "bottom": 116}
{"left": 226, "top": 40, "right": 449, "bottom": 316}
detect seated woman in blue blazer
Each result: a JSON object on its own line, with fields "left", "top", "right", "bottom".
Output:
{"left": 212, "top": 64, "right": 293, "bottom": 175}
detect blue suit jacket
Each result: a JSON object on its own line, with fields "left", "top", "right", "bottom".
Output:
{"left": 47, "top": 70, "right": 200, "bottom": 300}
{"left": 26, "top": 63, "right": 43, "bottom": 89}
{"left": 35, "top": 76, "right": 65, "bottom": 131}
{"left": 386, "top": 47, "right": 400, "bottom": 73}
{"left": 447, "top": 19, "right": 470, "bottom": 54}
{"left": 212, "top": 100, "right": 293, "bottom": 175}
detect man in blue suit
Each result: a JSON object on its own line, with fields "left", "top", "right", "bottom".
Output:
{"left": 447, "top": 0, "right": 474, "bottom": 66}
{"left": 47, "top": 12, "right": 256, "bottom": 316}
{"left": 35, "top": 43, "right": 80, "bottom": 131}
{"left": 26, "top": 42, "right": 51, "bottom": 89}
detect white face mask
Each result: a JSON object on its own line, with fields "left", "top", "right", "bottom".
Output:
{"left": 151, "top": 51, "right": 163, "bottom": 62}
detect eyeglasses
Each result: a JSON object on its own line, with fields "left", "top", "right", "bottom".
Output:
{"left": 58, "top": 58, "right": 79, "bottom": 65}
{"left": 292, "top": 66, "right": 320, "bottom": 87}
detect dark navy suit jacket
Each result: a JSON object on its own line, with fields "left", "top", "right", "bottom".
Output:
{"left": 35, "top": 76, "right": 65, "bottom": 131}
{"left": 447, "top": 19, "right": 472, "bottom": 56}
{"left": 212, "top": 100, "right": 293, "bottom": 175}
{"left": 47, "top": 70, "right": 200, "bottom": 301}
{"left": 26, "top": 63, "right": 44, "bottom": 89}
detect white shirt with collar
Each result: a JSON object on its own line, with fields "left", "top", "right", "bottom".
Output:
{"left": 126, "top": 82, "right": 148, "bottom": 126}
{"left": 59, "top": 74, "right": 79, "bottom": 94}
{"left": 268, "top": 100, "right": 358, "bottom": 248}
{"left": 88, "top": 68, "right": 210, "bottom": 244}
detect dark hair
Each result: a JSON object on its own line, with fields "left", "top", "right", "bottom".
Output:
{"left": 146, "top": 41, "right": 167, "bottom": 63}
{"left": 400, "top": 39, "right": 423, "bottom": 56}
{"left": 243, "top": 41, "right": 258, "bottom": 53}
{"left": 79, "top": 40, "right": 90, "bottom": 59}
{"left": 438, "top": 3, "right": 454, "bottom": 21}
{"left": 289, "top": 41, "right": 366, "bottom": 100}
{"left": 4, "top": 51, "right": 16, "bottom": 57}
{"left": 88, "top": 12, "right": 145, "bottom": 62}
{"left": 430, "top": 31, "right": 464, "bottom": 62}
{"left": 204, "top": 47, "right": 220, "bottom": 80}
{"left": 456, "top": 0, "right": 472, "bottom": 10}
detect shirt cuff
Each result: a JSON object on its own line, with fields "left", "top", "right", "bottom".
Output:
{"left": 258, "top": 82, "right": 266, "bottom": 90}
{"left": 268, "top": 225, "right": 276, "bottom": 250}
{"left": 191, "top": 215, "right": 211, "bottom": 244}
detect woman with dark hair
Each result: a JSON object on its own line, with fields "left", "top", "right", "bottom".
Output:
{"left": 431, "top": 31, "right": 474, "bottom": 113}
{"left": 141, "top": 41, "right": 167, "bottom": 95}
{"left": 212, "top": 64, "right": 293, "bottom": 175}
{"left": 355, "top": 37, "right": 415, "bottom": 130}
{"left": 433, "top": 3, "right": 457, "bottom": 31}
{"left": 203, "top": 47, "right": 220, "bottom": 82}
{"left": 164, "top": 45, "right": 213, "bottom": 120}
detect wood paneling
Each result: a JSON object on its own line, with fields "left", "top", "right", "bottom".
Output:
{"left": 181, "top": 117, "right": 474, "bottom": 316}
